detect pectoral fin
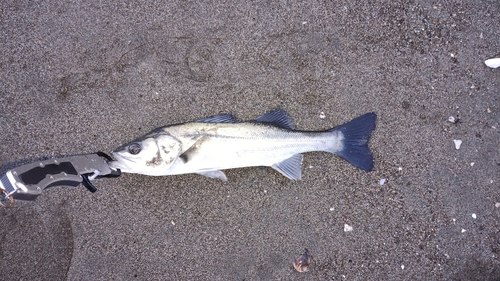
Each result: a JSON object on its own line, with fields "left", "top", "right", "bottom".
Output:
{"left": 197, "top": 170, "right": 228, "bottom": 181}
{"left": 271, "top": 154, "right": 303, "bottom": 180}
{"left": 179, "top": 137, "right": 205, "bottom": 163}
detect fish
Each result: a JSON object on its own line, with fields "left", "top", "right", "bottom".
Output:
{"left": 109, "top": 109, "right": 376, "bottom": 181}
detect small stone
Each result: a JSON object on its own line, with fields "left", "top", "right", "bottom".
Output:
{"left": 495, "top": 202, "right": 500, "bottom": 208}
{"left": 487, "top": 108, "right": 492, "bottom": 113}
{"left": 472, "top": 213, "right": 477, "bottom": 219}
{"left": 379, "top": 179, "right": 386, "bottom": 185}
{"left": 448, "top": 116, "right": 456, "bottom": 123}
{"left": 402, "top": 101, "right": 411, "bottom": 109}
{"left": 453, "top": 140, "right": 462, "bottom": 150}
{"left": 319, "top": 112, "right": 326, "bottom": 119}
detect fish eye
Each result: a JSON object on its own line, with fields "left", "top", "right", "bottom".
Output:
{"left": 128, "top": 143, "right": 142, "bottom": 155}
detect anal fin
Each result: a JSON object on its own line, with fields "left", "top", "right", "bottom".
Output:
{"left": 271, "top": 154, "right": 303, "bottom": 180}
{"left": 197, "top": 170, "right": 228, "bottom": 181}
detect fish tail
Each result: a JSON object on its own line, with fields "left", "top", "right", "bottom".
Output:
{"left": 328, "top": 112, "right": 377, "bottom": 171}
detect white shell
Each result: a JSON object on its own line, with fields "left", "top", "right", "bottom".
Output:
{"left": 344, "top": 224, "right": 353, "bottom": 232}
{"left": 485, "top": 58, "right": 500, "bottom": 69}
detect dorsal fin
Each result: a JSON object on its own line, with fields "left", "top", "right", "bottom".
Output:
{"left": 254, "top": 109, "right": 294, "bottom": 129}
{"left": 196, "top": 114, "right": 238, "bottom": 123}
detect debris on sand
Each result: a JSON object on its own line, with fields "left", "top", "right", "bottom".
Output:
{"left": 293, "top": 249, "right": 311, "bottom": 272}
{"left": 448, "top": 116, "right": 459, "bottom": 123}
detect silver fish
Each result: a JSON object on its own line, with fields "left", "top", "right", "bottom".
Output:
{"left": 109, "top": 109, "right": 376, "bottom": 181}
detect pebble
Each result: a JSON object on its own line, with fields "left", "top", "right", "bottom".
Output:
{"left": 453, "top": 139, "right": 462, "bottom": 150}
{"left": 485, "top": 58, "right": 500, "bottom": 69}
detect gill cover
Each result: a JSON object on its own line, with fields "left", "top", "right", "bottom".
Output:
{"left": 153, "top": 133, "right": 182, "bottom": 169}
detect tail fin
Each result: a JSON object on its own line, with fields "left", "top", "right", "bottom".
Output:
{"left": 329, "top": 112, "right": 377, "bottom": 171}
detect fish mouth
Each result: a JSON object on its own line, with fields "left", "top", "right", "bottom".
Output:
{"left": 108, "top": 160, "right": 124, "bottom": 171}
{"left": 108, "top": 152, "right": 132, "bottom": 172}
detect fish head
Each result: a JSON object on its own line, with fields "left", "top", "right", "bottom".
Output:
{"left": 109, "top": 131, "right": 182, "bottom": 175}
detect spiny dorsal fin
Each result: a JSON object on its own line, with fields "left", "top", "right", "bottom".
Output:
{"left": 254, "top": 109, "right": 294, "bottom": 129}
{"left": 196, "top": 114, "right": 238, "bottom": 123}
